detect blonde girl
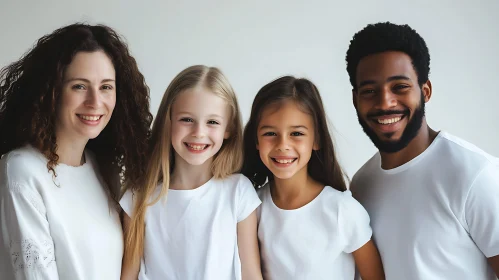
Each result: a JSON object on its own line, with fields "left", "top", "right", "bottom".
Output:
{"left": 120, "top": 65, "right": 262, "bottom": 280}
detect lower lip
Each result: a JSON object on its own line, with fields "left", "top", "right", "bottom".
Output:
{"left": 78, "top": 115, "right": 103, "bottom": 126}
{"left": 272, "top": 159, "right": 296, "bottom": 168}
{"left": 185, "top": 144, "right": 209, "bottom": 154}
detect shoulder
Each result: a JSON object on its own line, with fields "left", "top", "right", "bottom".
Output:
{"left": 350, "top": 152, "right": 380, "bottom": 190}
{"left": 0, "top": 145, "right": 49, "bottom": 190}
{"left": 215, "top": 173, "right": 255, "bottom": 191}
{"left": 321, "top": 188, "right": 368, "bottom": 216}
{"left": 436, "top": 132, "right": 497, "bottom": 184}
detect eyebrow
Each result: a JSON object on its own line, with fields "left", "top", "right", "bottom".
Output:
{"left": 175, "top": 112, "right": 225, "bottom": 119}
{"left": 64, "top": 78, "right": 116, "bottom": 83}
{"left": 358, "top": 75, "right": 410, "bottom": 87}
{"left": 259, "top": 125, "right": 309, "bottom": 130}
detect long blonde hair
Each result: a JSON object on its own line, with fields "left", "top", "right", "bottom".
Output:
{"left": 123, "top": 65, "right": 243, "bottom": 267}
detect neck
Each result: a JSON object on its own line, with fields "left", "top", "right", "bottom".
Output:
{"left": 55, "top": 130, "right": 88, "bottom": 166}
{"left": 380, "top": 120, "right": 438, "bottom": 169}
{"left": 170, "top": 154, "right": 213, "bottom": 190}
{"left": 271, "top": 165, "right": 323, "bottom": 210}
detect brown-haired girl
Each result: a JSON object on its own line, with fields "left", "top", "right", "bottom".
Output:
{"left": 242, "top": 76, "right": 385, "bottom": 280}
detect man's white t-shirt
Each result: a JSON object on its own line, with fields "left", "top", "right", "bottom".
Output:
{"left": 120, "top": 173, "right": 261, "bottom": 280}
{"left": 257, "top": 185, "right": 372, "bottom": 280}
{"left": 352, "top": 131, "right": 499, "bottom": 279}
{"left": 0, "top": 145, "right": 123, "bottom": 280}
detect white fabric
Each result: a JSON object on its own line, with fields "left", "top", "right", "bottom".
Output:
{"left": 120, "top": 173, "right": 261, "bottom": 280}
{"left": 352, "top": 131, "right": 499, "bottom": 280}
{"left": 0, "top": 145, "right": 123, "bottom": 280}
{"left": 256, "top": 185, "right": 372, "bottom": 280}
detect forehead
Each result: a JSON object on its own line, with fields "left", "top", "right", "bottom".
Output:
{"left": 64, "top": 51, "right": 115, "bottom": 80}
{"left": 259, "top": 100, "right": 313, "bottom": 126}
{"left": 356, "top": 51, "right": 417, "bottom": 86}
{"left": 173, "top": 87, "right": 229, "bottom": 117}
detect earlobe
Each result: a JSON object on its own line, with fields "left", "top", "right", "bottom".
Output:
{"left": 422, "top": 80, "right": 432, "bottom": 103}
{"left": 313, "top": 142, "right": 319, "bottom": 151}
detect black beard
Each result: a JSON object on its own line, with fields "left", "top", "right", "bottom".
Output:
{"left": 357, "top": 93, "right": 425, "bottom": 153}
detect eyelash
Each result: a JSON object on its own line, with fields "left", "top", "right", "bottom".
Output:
{"left": 71, "top": 84, "right": 114, "bottom": 90}
{"left": 180, "top": 118, "right": 220, "bottom": 125}
{"left": 262, "top": 132, "right": 304, "bottom": 136}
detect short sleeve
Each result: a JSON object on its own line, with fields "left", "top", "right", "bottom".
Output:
{"left": 339, "top": 190, "right": 373, "bottom": 253}
{"left": 236, "top": 175, "right": 262, "bottom": 222}
{"left": 465, "top": 162, "right": 499, "bottom": 258}
{"left": 119, "top": 189, "right": 135, "bottom": 217}
{"left": 0, "top": 182, "right": 59, "bottom": 279}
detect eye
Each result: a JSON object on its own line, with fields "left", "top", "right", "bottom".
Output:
{"left": 262, "top": 132, "right": 276, "bottom": 136}
{"left": 393, "top": 84, "right": 410, "bottom": 91}
{"left": 72, "top": 84, "right": 86, "bottom": 90}
{"left": 290, "top": 132, "right": 304, "bottom": 136}
{"left": 207, "top": 120, "right": 220, "bottom": 125}
{"left": 359, "top": 89, "right": 375, "bottom": 95}
{"left": 180, "top": 117, "right": 194, "bottom": 123}
{"left": 101, "top": 84, "right": 114, "bottom": 90}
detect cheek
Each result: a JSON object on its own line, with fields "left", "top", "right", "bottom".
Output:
{"left": 171, "top": 123, "right": 185, "bottom": 140}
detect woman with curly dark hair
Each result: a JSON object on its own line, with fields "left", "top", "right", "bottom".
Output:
{"left": 0, "top": 23, "right": 152, "bottom": 279}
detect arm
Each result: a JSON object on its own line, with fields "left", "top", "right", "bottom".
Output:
{"left": 465, "top": 163, "right": 499, "bottom": 277}
{"left": 488, "top": 255, "right": 499, "bottom": 277}
{"left": 352, "top": 240, "right": 385, "bottom": 280}
{"left": 120, "top": 213, "right": 140, "bottom": 280}
{"left": 0, "top": 183, "right": 59, "bottom": 280}
{"left": 237, "top": 210, "right": 263, "bottom": 280}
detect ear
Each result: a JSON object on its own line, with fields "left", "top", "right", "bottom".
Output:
{"left": 422, "top": 80, "right": 432, "bottom": 103}
{"left": 352, "top": 89, "right": 358, "bottom": 109}
{"left": 312, "top": 140, "right": 319, "bottom": 151}
{"left": 224, "top": 131, "right": 230, "bottom": 139}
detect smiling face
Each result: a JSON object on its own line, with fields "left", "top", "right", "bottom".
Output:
{"left": 170, "top": 87, "right": 231, "bottom": 166}
{"left": 256, "top": 100, "right": 318, "bottom": 181}
{"left": 353, "top": 51, "right": 431, "bottom": 153}
{"left": 55, "top": 51, "right": 116, "bottom": 143}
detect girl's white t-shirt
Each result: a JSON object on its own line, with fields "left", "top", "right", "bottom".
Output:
{"left": 120, "top": 173, "right": 261, "bottom": 280}
{"left": 257, "top": 185, "right": 372, "bottom": 280}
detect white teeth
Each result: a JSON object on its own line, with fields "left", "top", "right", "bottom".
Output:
{"left": 275, "top": 159, "right": 295, "bottom": 164}
{"left": 377, "top": 117, "right": 401, "bottom": 124}
{"left": 187, "top": 144, "right": 207, "bottom": 150}
{"left": 79, "top": 115, "right": 101, "bottom": 121}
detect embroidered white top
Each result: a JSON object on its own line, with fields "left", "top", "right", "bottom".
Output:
{"left": 0, "top": 145, "right": 123, "bottom": 280}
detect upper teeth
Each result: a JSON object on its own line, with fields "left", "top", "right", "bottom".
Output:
{"left": 188, "top": 144, "right": 207, "bottom": 150}
{"left": 275, "top": 159, "right": 294, "bottom": 163}
{"left": 378, "top": 117, "right": 401, "bottom": 124}
{"left": 80, "top": 115, "right": 100, "bottom": 121}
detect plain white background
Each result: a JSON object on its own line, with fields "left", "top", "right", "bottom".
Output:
{"left": 1, "top": 0, "right": 498, "bottom": 177}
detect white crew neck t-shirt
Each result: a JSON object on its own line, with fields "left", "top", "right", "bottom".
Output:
{"left": 352, "top": 131, "right": 499, "bottom": 279}
{"left": 257, "top": 185, "right": 372, "bottom": 279}
{"left": 0, "top": 145, "right": 123, "bottom": 280}
{"left": 120, "top": 173, "right": 261, "bottom": 280}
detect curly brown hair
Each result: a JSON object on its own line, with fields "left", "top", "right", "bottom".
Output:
{"left": 0, "top": 23, "right": 152, "bottom": 199}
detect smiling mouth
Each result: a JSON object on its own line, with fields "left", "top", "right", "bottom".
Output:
{"left": 77, "top": 114, "right": 103, "bottom": 121}
{"left": 375, "top": 116, "right": 404, "bottom": 125}
{"left": 271, "top": 158, "right": 297, "bottom": 164}
{"left": 184, "top": 143, "right": 210, "bottom": 151}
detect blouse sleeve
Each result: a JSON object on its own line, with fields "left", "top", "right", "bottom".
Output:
{"left": 0, "top": 181, "right": 59, "bottom": 280}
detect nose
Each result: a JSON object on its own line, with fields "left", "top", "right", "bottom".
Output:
{"left": 375, "top": 88, "right": 397, "bottom": 110}
{"left": 192, "top": 122, "right": 206, "bottom": 138}
{"left": 276, "top": 135, "right": 290, "bottom": 151}
{"left": 83, "top": 87, "right": 103, "bottom": 108}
